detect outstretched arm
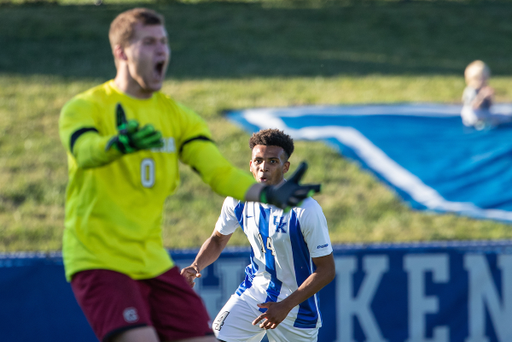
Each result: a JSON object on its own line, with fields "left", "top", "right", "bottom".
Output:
{"left": 252, "top": 253, "right": 336, "bottom": 329}
{"left": 181, "top": 230, "right": 232, "bottom": 288}
{"left": 60, "top": 102, "right": 163, "bottom": 169}
{"left": 472, "top": 86, "right": 494, "bottom": 110}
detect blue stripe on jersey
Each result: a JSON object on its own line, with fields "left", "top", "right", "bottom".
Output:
{"left": 236, "top": 249, "right": 257, "bottom": 296}
{"left": 235, "top": 201, "right": 256, "bottom": 296}
{"left": 259, "top": 205, "right": 283, "bottom": 312}
{"left": 289, "top": 210, "right": 319, "bottom": 328}
{"left": 234, "top": 201, "right": 245, "bottom": 230}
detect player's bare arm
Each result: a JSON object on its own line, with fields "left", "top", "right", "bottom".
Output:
{"left": 252, "top": 253, "right": 336, "bottom": 329}
{"left": 181, "top": 230, "right": 232, "bottom": 287}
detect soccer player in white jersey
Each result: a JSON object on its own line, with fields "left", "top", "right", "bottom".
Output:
{"left": 181, "top": 129, "right": 336, "bottom": 342}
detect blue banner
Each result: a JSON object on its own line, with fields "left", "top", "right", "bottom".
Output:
{"left": 226, "top": 103, "right": 512, "bottom": 222}
{"left": 2, "top": 241, "right": 512, "bottom": 341}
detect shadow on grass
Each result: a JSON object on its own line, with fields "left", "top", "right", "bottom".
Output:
{"left": 1, "top": 1, "right": 512, "bottom": 79}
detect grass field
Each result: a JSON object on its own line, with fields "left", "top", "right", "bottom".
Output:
{"left": 2, "top": 0, "right": 512, "bottom": 252}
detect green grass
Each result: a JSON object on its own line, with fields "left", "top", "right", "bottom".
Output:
{"left": 2, "top": 0, "right": 512, "bottom": 252}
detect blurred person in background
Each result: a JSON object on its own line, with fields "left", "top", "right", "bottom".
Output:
{"left": 461, "top": 60, "right": 512, "bottom": 130}
{"left": 58, "top": 8, "right": 319, "bottom": 342}
{"left": 181, "top": 129, "right": 335, "bottom": 342}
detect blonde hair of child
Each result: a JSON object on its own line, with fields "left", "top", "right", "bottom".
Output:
{"left": 464, "top": 60, "right": 490, "bottom": 87}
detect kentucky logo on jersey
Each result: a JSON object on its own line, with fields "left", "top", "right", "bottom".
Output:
{"left": 273, "top": 216, "right": 287, "bottom": 233}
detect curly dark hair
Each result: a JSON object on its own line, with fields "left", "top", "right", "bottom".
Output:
{"left": 249, "top": 129, "right": 294, "bottom": 160}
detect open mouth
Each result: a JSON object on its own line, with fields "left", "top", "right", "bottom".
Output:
{"left": 155, "top": 62, "right": 165, "bottom": 77}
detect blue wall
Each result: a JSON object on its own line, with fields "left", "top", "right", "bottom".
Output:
{"left": 2, "top": 241, "right": 512, "bottom": 342}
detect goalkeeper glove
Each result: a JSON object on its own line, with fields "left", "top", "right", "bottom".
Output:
{"left": 259, "top": 162, "right": 321, "bottom": 211}
{"left": 106, "top": 103, "right": 164, "bottom": 153}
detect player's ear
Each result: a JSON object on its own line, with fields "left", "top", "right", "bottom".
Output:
{"left": 283, "top": 161, "right": 290, "bottom": 174}
{"left": 113, "top": 44, "right": 128, "bottom": 61}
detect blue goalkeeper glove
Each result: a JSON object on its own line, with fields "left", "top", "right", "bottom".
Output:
{"left": 106, "top": 103, "right": 164, "bottom": 153}
{"left": 260, "top": 162, "right": 321, "bottom": 211}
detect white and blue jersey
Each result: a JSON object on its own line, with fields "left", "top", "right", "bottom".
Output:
{"left": 215, "top": 197, "right": 333, "bottom": 329}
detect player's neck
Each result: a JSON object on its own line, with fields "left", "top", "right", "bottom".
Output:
{"left": 114, "top": 67, "right": 153, "bottom": 99}
{"left": 276, "top": 179, "right": 286, "bottom": 186}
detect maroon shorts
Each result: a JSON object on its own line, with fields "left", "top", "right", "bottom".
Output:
{"left": 71, "top": 267, "right": 213, "bottom": 342}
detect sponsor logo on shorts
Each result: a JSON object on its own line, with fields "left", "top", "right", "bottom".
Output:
{"left": 317, "top": 243, "right": 329, "bottom": 249}
{"left": 213, "top": 311, "right": 230, "bottom": 331}
{"left": 123, "top": 307, "right": 139, "bottom": 323}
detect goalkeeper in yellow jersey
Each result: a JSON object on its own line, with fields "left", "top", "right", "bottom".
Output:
{"left": 59, "top": 8, "right": 320, "bottom": 342}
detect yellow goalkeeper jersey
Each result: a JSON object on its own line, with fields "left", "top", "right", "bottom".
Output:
{"left": 59, "top": 80, "right": 255, "bottom": 281}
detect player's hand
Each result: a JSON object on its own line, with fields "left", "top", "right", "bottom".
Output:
{"left": 180, "top": 265, "right": 202, "bottom": 288}
{"left": 260, "top": 162, "right": 321, "bottom": 211}
{"left": 252, "top": 302, "right": 291, "bottom": 329}
{"left": 130, "top": 123, "right": 164, "bottom": 150}
{"left": 106, "top": 103, "right": 164, "bottom": 153}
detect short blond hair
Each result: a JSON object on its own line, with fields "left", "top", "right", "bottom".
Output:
{"left": 109, "top": 8, "right": 164, "bottom": 50}
{"left": 464, "top": 60, "right": 490, "bottom": 85}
